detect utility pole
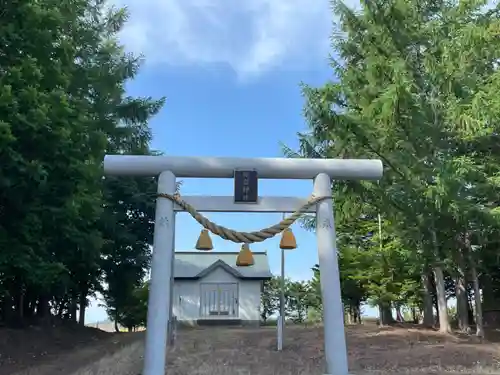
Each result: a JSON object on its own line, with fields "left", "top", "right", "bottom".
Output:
{"left": 168, "top": 215, "right": 176, "bottom": 345}
{"left": 278, "top": 212, "right": 286, "bottom": 351}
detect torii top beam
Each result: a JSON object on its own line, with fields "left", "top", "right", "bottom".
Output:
{"left": 103, "top": 155, "right": 383, "bottom": 180}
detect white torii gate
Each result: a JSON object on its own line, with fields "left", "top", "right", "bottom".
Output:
{"left": 103, "top": 155, "right": 383, "bottom": 375}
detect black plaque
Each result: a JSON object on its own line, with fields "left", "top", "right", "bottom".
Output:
{"left": 234, "top": 170, "right": 258, "bottom": 203}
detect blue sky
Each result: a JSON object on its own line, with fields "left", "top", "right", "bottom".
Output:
{"left": 85, "top": 0, "right": 378, "bottom": 323}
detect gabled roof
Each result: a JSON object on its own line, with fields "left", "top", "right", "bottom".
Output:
{"left": 174, "top": 251, "right": 272, "bottom": 280}
{"left": 195, "top": 259, "right": 243, "bottom": 279}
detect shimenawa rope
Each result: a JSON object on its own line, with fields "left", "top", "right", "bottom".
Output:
{"left": 157, "top": 193, "right": 330, "bottom": 244}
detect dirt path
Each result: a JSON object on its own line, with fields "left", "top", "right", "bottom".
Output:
{"left": 15, "top": 333, "right": 143, "bottom": 375}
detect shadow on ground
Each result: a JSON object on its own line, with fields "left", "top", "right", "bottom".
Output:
{"left": 0, "top": 322, "right": 143, "bottom": 375}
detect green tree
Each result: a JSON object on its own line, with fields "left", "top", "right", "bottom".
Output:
{"left": 0, "top": 0, "right": 165, "bottom": 329}
{"left": 308, "top": 265, "right": 323, "bottom": 317}
{"left": 285, "top": 281, "right": 311, "bottom": 323}
{"left": 285, "top": 0, "right": 500, "bottom": 335}
{"left": 261, "top": 277, "right": 280, "bottom": 322}
{"left": 0, "top": 0, "right": 107, "bottom": 326}
{"left": 105, "top": 281, "right": 149, "bottom": 332}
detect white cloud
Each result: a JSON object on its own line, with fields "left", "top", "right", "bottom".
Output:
{"left": 112, "top": 0, "right": 500, "bottom": 80}
{"left": 112, "top": 0, "right": 343, "bottom": 79}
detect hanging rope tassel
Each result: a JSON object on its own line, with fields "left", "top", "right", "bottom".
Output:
{"left": 279, "top": 228, "right": 297, "bottom": 249}
{"left": 195, "top": 229, "right": 213, "bottom": 250}
{"left": 236, "top": 244, "right": 254, "bottom": 266}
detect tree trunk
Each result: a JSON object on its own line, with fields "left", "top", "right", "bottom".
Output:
{"left": 468, "top": 298, "right": 475, "bottom": 325}
{"left": 348, "top": 304, "right": 358, "bottom": 324}
{"left": 431, "top": 230, "right": 450, "bottom": 333}
{"left": 463, "top": 232, "right": 484, "bottom": 339}
{"left": 36, "top": 295, "right": 51, "bottom": 325}
{"left": 421, "top": 272, "right": 434, "bottom": 327}
{"left": 455, "top": 271, "right": 470, "bottom": 332}
{"left": 470, "top": 264, "right": 484, "bottom": 339}
{"left": 434, "top": 297, "right": 439, "bottom": 323}
{"left": 354, "top": 302, "right": 362, "bottom": 324}
{"left": 395, "top": 304, "right": 404, "bottom": 322}
{"left": 78, "top": 292, "right": 87, "bottom": 326}
{"left": 10, "top": 291, "right": 24, "bottom": 327}
{"left": 411, "top": 307, "right": 418, "bottom": 324}
{"left": 69, "top": 299, "right": 78, "bottom": 323}
{"left": 378, "top": 302, "right": 394, "bottom": 325}
{"left": 17, "top": 288, "right": 25, "bottom": 325}
{"left": 454, "top": 246, "right": 470, "bottom": 332}
{"left": 114, "top": 319, "right": 120, "bottom": 333}
{"left": 433, "top": 265, "right": 451, "bottom": 333}
{"left": 23, "top": 291, "right": 33, "bottom": 319}
{"left": 346, "top": 306, "right": 352, "bottom": 324}
{"left": 1, "top": 296, "right": 14, "bottom": 325}
{"left": 481, "top": 273, "right": 495, "bottom": 311}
